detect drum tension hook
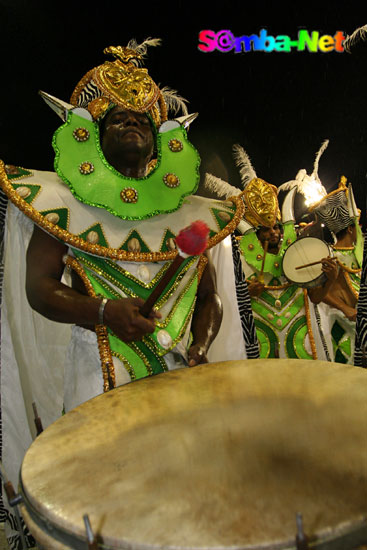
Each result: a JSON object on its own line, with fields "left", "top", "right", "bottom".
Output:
{"left": 296, "top": 512, "right": 309, "bottom": 550}
{"left": 0, "top": 461, "right": 28, "bottom": 549}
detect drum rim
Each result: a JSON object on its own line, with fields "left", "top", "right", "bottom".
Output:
{"left": 282, "top": 237, "right": 333, "bottom": 286}
{"left": 20, "top": 476, "right": 367, "bottom": 550}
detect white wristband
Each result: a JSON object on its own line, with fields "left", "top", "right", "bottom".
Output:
{"left": 98, "top": 297, "right": 108, "bottom": 325}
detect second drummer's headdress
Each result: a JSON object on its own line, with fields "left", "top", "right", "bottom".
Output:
{"left": 310, "top": 176, "right": 357, "bottom": 235}
{"left": 204, "top": 144, "right": 280, "bottom": 228}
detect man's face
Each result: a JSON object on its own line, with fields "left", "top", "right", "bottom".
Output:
{"left": 257, "top": 224, "right": 282, "bottom": 251}
{"left": 101, "top": 106, "right": 154, "bottom": 163}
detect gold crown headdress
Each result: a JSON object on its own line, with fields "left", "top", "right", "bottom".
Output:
{"left": 69, "top": 39, "right": 188, "bottom": 127}
{"left": 233, "top": 144, "right": 280, "bottom": 228}
{"left": 203, "top": 144, "right": 280, "bottom": 228}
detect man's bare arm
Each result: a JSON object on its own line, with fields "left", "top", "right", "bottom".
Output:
{"left": 188, "top": 252, "right": 223, "bottom": 366}
{"left": 26, "top": 226, "right": 160, "bottom": 341}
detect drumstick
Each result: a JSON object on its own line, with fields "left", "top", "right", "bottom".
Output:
{"left": 258, "top": 239, "right": 269, "bottom": 284}
{"left": 295, "top": 257, "right": 337, "bottom": 270}
{"left": 140, "top": 221, "right": 209, "bottom": 318}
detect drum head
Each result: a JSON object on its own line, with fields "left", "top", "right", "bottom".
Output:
{"left": 21, "top": 360, "right": 367, "bottom": 550}
{"left": 282, "top": 237, "right": 332, "bottom": 287}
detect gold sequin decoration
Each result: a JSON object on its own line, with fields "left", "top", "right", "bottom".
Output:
{"left": 120, "top": 187, "right": 138, "bottom": 203}
{"left": 248, "top": 244, "right": 254, "bottom": 250}
{"left": 62, "top": 255, "right": 115, "bottom": 392}
{"left": 73, "top": 127, "right": 90, "bottom": 142}
{"left": 168, "top": 139, "right": 183, "bottom": 152}
{"left": 79, "top": 162, "right": 94, "bottom": 175}
{"left": 163, "top": 173, "right": 180, "bottom": 188}
{"left": 0, "top": 160, "right": 245, "bottom": 262}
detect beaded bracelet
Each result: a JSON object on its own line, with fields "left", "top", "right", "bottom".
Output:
{"left": 98, "top": 297, "right": 109, "bottom": 325}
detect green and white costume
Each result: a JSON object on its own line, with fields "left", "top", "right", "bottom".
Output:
{"left": 238, "top": 220, "right": 330, "bottom": 360}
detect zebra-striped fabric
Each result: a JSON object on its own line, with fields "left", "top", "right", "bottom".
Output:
{"left": 313, "top": 190, "right": 353, "bottom": 234}
{"left": 313, "top": 303, "right": 331, "bottom": 362}
{"left": 354, "top": 234, "right": 367, "bottom": 367}
{"left": 76, "top": 79, "right": 103, "bottom": 108}
{"left": 231, "top": 234, "right": 260, "bottom": 358}
{"left": 0, "top": 190, "right": 8, "bottom": 524}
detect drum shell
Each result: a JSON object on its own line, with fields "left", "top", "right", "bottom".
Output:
{"left": 20, "top": 360, "right": 367, "bottom": 550}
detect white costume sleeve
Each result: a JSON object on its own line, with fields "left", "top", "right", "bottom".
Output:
{"left": 207, "top": 236, "right": 247, "bottom": 361}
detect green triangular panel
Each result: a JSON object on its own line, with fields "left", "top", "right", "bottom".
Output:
{"left": 339, "top": 337, "right": 351, "bottom": 356}
{"left": 119, "top": 230, "right": 151, "bottom": 253}
{"left": 160, "top": 229, "right": 177, "bottom": 252}
{"left": 335, "top": 348, "right": 347, "bottom": 364}
{"left": 331, "top": 321, "right": 345, "bottom": 345}
{"left": 12, "top": 183, "right": 41, "bottom": 204}
{"left": 79, "top": 223, "right": 108, "bottom": 247}
{"left": 39, "top": 208, "right": 69, "bottom": 230}
{"left": 209, "top": 230, "right": 217, "bottom": 239}
{"left": 211, "top": 208, "right": 234, "bottom": 231}
{"left": 6, "top": 166, "right": 32, "bottom": 179}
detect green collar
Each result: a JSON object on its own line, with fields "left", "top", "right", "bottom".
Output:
{"left": 239, "top": 222, "right": 297, "bottom": 277}
{"left": 53, "top": 112, "right": 200, "bottom": 221}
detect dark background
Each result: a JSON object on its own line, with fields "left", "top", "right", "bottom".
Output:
{"left": 0, "top": 2, "right": 366, "bottom": 228}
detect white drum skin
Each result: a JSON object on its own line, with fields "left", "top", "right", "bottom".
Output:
{"left": 282, "top": 237, "right": 333, "bottom": 288}
{"left": 20, "top": 360, "right": 367, "bottom": 550}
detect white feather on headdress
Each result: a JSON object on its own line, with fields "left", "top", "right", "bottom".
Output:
{"left": 344, "top": 24, "right": 367, "bottom": 53}
{"left": 312, "top": 139, "right": 329, "bottom": 180}
{"left": 126, "top": 37, "right": 162, "bottom": 66}
{"left": 160, "top": 86, "right": 189, "bottom": 116}
{"left": 232, "top": 144, "right": 257, "bottom": 188}
{"left": 277, "top": 169, "right": 306, "bottom": 194}
{"left": 204, "top": 173, "right": 241, "bottom": 199}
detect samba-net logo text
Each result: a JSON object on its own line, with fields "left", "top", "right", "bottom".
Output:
{"left": 198, "top": 29, "right": 346, "bottom": 53}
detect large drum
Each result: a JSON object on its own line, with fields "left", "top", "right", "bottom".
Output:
{"left": 20, "top": 360, "right": 367, "bottom": 549}
{"left": 282, "top": 237, "right": 333, "bottom": 288}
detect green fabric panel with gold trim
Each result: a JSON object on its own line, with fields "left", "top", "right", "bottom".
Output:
{"left": 39, "top": 207, "right": 69, "bottom": 230}
{"left": 120, "top": 230, "right": 151, "bottom": 253}
{"left": 53, "top": 111, "right": 200, "bottom": 221}
{"left": 12, "top": 183, "right": 41, "bottom": 204}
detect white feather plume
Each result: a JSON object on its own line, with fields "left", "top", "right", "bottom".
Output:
{"left": 232, "top": 144, "right": 257, "bottom": 187}
{"left": 344, "top": 24, "right": 367, "bottom": 53}
{"left": 126, "top": 37, "right": 162, "bottom": 65}
{"left": 160, "top": 86, "right": 189, "bottom": 116}
{"left": 312, "top": 139, "right": 329, "bottom": 179}
{"left": 204, "top": 173, "right": 241, "bottom": 199}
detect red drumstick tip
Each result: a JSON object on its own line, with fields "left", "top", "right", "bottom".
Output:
{"left": 175, "top": 220, "right": 210, "bottom": 256}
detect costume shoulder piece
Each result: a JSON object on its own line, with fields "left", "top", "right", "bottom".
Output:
{"left": 0, "top": 162, "right": 244, "bottom": 262}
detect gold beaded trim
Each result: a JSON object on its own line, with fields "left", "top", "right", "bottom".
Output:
{"left": 0, "top": 161, "right": 244, "bottom": 261}
{"left": 63, "top": 255, "right": 116, "bottom": 391}
{"left": 336, "top": 259, "right": 362, "bottom": 274}
{"left": 155, "top": 270, "right": 198, "bottom": 330}
{"left": 197, "top": 254, "right": 208, "bottom": 284}
{"left": 140, "top": 337, "right": 168, "bottom": 372}
{"left": 303, "top": 288, "right": 317, "bottom": 360}
{"left": 111, "top": 350, "right": 136, "bottom": 380}
{"left": 129, "top": 341, "right": 154, "bottom": 376}
{"left": 343, "top": 272, "right": 359, "bottom": 300}
{"left": 264, "top": 283, "right": 291, "bottom": 290}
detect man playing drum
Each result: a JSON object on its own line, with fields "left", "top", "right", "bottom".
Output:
{"left": 0, "top": 39, "right": 250, "bottom": 548}
{"left": 205, "top": 144, "right": 337, "bottom": 360}
{"left": 309, "top": 176, "right": 363, "bottom": 364}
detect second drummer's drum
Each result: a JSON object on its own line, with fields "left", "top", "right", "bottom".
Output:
{"left": 282, "top": 236, "right": 333, "bottom": 288}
